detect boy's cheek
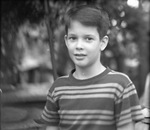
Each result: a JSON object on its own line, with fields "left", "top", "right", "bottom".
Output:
{"left": 67, "top": 46, "right": 75, "bottom": 52}
{"left": 68, "top": 51, "right": 73, "bottom": 57}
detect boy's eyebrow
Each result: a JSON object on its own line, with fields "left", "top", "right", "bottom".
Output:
{"left": 84, "top": 34, "right": 95, "bottom": 37}
{"left": 67, "top": 33, "right": 76, "bottom": 36}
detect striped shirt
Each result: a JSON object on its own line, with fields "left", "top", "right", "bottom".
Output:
{"left": 40, "top": 68, "right": 144, "bottom": 130}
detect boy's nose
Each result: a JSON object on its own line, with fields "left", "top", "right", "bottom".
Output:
{"left": 76, "top": 39, "right": 83, "bottom": 50}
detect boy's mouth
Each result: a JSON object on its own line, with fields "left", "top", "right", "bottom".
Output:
{"left": 75, "top": 54, "right": 86, "bottom": 56}
{"left": 74, "top": 54, "right": 86, "bottom": 60}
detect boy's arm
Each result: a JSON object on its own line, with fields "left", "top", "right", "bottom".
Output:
{"left": 46, "top": 126, "right": 59, "bottom": 130}
{"left": 117, "top": 122, "right": 135, "bottom": 130}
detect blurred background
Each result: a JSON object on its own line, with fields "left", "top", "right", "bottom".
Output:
{"left": 1, "top": 0, "right": 149, "bottom": 130}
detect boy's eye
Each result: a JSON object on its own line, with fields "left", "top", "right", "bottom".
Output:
{"left": 85, "top": 37, "right": 93, "bottom": 42}
{"left": 68, "top": 37, "right": 77, "bottom": 41}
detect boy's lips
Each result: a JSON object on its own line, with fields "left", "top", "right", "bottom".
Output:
{"left": 75, "top": 54, "right": 86, "bottom": 56}
{"left": 74, "top": 53, "right": 87, "bottom": 60}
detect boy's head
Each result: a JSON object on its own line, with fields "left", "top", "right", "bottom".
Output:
{"left": 64, "top": 5, "right": 110, "bottom": 39}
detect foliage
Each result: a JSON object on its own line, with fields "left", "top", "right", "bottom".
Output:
{"left": 1, "top": 0, "right": 45, "bottom": 84}
{"left": 1, "top": 0, "right": 149, "bottom": 96}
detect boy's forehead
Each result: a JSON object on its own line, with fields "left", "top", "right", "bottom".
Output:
{"left": 67, "top": 21, "right": 99, "bottom": 37}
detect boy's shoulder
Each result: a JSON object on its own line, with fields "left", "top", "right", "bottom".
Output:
{"left": 107, "top": 69, "right": 132, "bottom": 87}
{"left": 50, "top": 75, "right": 70, "bottom": 91}
{"left": 109, "top": 69, "right": 130, "bottom": 78}
{"left": 54, "top": 75, "right": 70, "bottom": 85}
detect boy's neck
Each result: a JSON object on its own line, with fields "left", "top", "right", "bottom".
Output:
{"left": 73, "top": 64, "right": 106, "bottom": 80}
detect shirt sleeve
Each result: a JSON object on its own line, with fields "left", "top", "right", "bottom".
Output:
{"left": 115, "top": 82, "right": 144, "bottom": 127}
{"left": 39, "top": 89, "right": 60, "bottom": 126}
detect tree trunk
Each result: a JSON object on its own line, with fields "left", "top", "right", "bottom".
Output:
{"left": 44, "top": 0, "right": 57, "bottom": 80}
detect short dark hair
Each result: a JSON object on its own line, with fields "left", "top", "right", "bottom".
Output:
{"left": 64, "top": 5, "right": 110, "bottom": 38}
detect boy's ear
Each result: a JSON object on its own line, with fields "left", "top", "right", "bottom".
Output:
{"left": 100, "top": 36, "right": 109, "bottom": 51}
{"left": 64, "top": 35, "right": 68, "bottom": 47}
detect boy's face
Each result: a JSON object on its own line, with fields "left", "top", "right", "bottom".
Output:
{"left": 65, "top": 21, "right": 108, "bottom": 69}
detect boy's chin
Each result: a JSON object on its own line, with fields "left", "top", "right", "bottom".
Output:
{"left": 75, "top": 62, "right": 89, "bottom": 68}
{"left": 72, "top": 58, "right": 90, "bottom": 68}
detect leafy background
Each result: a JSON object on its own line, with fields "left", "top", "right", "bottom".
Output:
{"left": 1, "top": 0, "right": 149, "bottom": 97}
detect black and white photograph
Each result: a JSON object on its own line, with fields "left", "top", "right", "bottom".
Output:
{"left": 1, "top": 0, "right": 149, "bottom": 130}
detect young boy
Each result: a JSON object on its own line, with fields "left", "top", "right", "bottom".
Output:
{"left": 37, "top": 5, "right": 144, "bottom": 130}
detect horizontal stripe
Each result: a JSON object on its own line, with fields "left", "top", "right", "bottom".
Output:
{"left": 54, "top": 87, "right": 118, "bottom": 97}
{"left": 53, "top": 83, "right": 123, "bottom": 94}
{"left": 132, "top": 114, "right": 144, "bottom": 120}
{"left": 59, "top": 109, "right": 114, "bottom": 115}
{"left": 116, "top": 105, "right": 143, "bottom": 118}
{"left": 115, "top": 89, "right": 137, "bottom": 104}
{"left": 61, "top": 119, "right": 115, "bottom": 125}
{"left": 44, "top": 107, "right": 58, "bottom": 115}
{"left": 117, "top": 118, "right": 132, "bottom": 126}
{"left": 115, "top": 106, "right": 144, "bottom": 126}
{"left": 52, "top": 83, "right": 125, "bottom": 102}
{"left": 60, "top": 114, "right": 114, "bottom": 121}
{"left": 117, "top": 113, "right": 144, "bottom": 126}
{"left": 118, "top": 113, "right": 132, "bottom": 122}
{"left": 43, "top": 110, "right": 55, "bottom": 119}
{"left": 42, "top": 107, "right": 59, "bottom": 123}
{"left": 124, "top": 84, "right": 135, "bottom": 93}
{"left": 56, "top": 93, "right": 115, "bottom": 100}
{"left": 41, "top": 114, "right": 58, "bottom": 123}
{"left": 124, "top": 89, "right": 137, "bottom": 98}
